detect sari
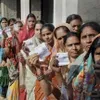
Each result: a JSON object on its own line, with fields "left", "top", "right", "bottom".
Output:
{"left": 0, "top": 48, "right": 9, "bottom": 98}
{"left": 0, "top": 66, "right": 9, "bottom": 98}
{"left": 25, "top": 64, "right": 37, "bottom": 100}
{"left": 31, "top": 35, "right": 43, "bottom": 47}
{"left": 5, "top": 35, "right": 19, "bottom": 100}
{"left": 19, "top": 41, "right": 65, "bottom": 100}
{"left": 6, "top": 58, "right": 19, "bottom": 100}
{"left": 51, "top": 39, "right": 70, "bottom": 100}
{"left": 34, "top": 74, "right": 61, "bottom": 100}
{"left": 18, "top": 23, "right": 35, "bottom": 45}
{"left": 68, "top": 53, "right": 95, "bottom": 100}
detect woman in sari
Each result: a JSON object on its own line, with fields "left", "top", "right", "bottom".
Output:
{"left": 0, "top": 47, "right": 9, "bottom": 100}
{"left": 4, "top": 32, "right": 20, "bottom": 100}
{"left": 18, "top": 13, "right": 36, "bottom": 46}
{"left": 0, "top": 17, "right": 20, "bottom": 99}
{"left": 33, "top": 24, "right": 81, "bottom": 100}
{"left": 19, "top": 23, "right": 60, "bottom": 100}
{"left": 63, "top": 32, "right": 82, "bottom": 79}
{"left": 66, "top": 14, "right": 83, "bottom": 33}
{"left": 31, "top": 20, "right": 44, "bottom": 47}
{"left": 84, "top": 34, "right": 100, "bottom": 99}
{"left": 53, "top": 25, "right": 70, "bottom": 53}
{"left": 50, "top": 32, "right": 82, "bottom": 99}
{"left": 8, "top": 18, "right": 16, "bottom": 31}
{"left": 0, "top": 17, "right": 8, "bottom": 30}
{"left": 14, "top": 20, "right": 23, "bottom": 33}
{"left": 0, "top": 17, "right": 8, "bottom": 47}
{"left": 67, "top": 22, "right": 100, "bottom": 100}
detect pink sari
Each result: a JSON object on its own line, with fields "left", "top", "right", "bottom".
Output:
{"left": 18, "top": 24, "right": 35, "bottom": 45}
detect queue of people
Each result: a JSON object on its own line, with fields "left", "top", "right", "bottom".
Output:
{"left": 0, "top": 13, "right": 100, "bottom": 100}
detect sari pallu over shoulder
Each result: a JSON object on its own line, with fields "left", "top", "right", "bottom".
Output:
{"left": 18, "top": 24, "right": 35, "bottom": 45}
{"left": 68, "top": 53, "right": 95, "bottom": 100}
{"left": 67, "top": 52, "right": 86, "bottom": 85}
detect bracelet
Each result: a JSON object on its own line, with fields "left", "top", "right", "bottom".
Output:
{"left": 37, "top": 75, "right": 45, "bottom": 81}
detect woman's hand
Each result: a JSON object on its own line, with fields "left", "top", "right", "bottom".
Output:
{"left": 0, "top": 60, "right": 6, "bottom": 67}
{"left": 2, "top": 30, "right": 8, "bottom": 38}
{"left": 40, "top": 63, "right": 52, "bottom": 76}
{"left": 17, "top": 52, "right": 26, "bottom": 65}
{"left": 27, "top": 53, "right": 40, "bottom": 68}
{"left": 50, "top": 56, "right": 61, "bottom": 73}
{"left": 22, "top": 43, "right": 30, "bottom": 56}
{"left": 6, "top": 58, "right": 11, "bottom": 67}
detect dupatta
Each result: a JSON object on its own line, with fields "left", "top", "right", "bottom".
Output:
{"left": 18, "top": 20, "right": 35, "bottom": 45}
{"left": 68, "top": 53, "right": 95, "bottom": 100}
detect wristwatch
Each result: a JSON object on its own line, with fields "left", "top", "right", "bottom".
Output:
{"left": 37, "top": 74, "right": 45, "bottom": 81}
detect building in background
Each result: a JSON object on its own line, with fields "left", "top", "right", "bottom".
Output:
{"left": 0, "top": 0, "right": 53, "bottom": 23}
{"left": 0, "top": 0, "right": 100, "bottom": 25}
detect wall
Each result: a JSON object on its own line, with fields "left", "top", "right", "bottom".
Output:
{"left": 78, "top": 0, "right": 100, "bottom": 23}
{"left": 31, "top": 0, "right": 41, "bottom": 20}
{"left": 53, "top": 0, "right": 78, "bottom": 25}
{"left": 1, "top": 0, "right": 17, "bottom": 18}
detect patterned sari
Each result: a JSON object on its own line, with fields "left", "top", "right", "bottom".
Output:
{"left": 6, "top": 58, "right": 19, "bottom": 100}
{"left": 5, "top": 36, "right": 19, "bottom": 100}
{"left": 0, "top": 48, "right": 9, "bottom": 98}
{"left": 68, "top": 53, "right": 95, "bottom": 100}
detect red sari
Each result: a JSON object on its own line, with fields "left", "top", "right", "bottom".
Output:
{"left": 18, "top": 25, "right": 35, "bottom": 46}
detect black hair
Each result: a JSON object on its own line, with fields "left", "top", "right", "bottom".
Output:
{"left": 26, "top": 13, "right": 36, "bottom": 21}
{"left": 66, "top": 14, "right": 82, "bottom": 23}
{"left": 84, "top": 37, "right": 100, "bottom": 63}
{"left": 0, "top": 17, "right": 8, "bottom": 23}
{"left": 63, "top": 32, "right": 80, "bottom": 45}
{"left": 54, "top": 26, "right": 70, "bottom": 39}
{"left": 79, "top": 22, "right": 100, "bottom": 39}
{"left": 8, "top": 18, "right": 16, "bottom": 25}
{"left": 35, "top": 20, "right": 45, "bottom": 28}
{"left": 41, "top": 23, "right": 55, "bottom": 34}
{"left": 15, "top": 20, "right": 23, "bottom": 27}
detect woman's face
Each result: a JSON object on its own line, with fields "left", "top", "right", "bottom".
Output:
{"left": 35, "top": 23, "right": 43, "bottom": 38}
{"left": 94, "top": 47, "right": 100, "bottom": 62}
{"left": 41, "top": 28, "right": 54, "bottom": 45}
{"left": 65, "top": 36, "right": 81, "bottom": 58}
{"left": 70, "top": 19, "right": 82, "bottom": 32}
{"left": 1, "top": 19, "right": 8, "bottom": 29}
{"left": 56, "top": 28, "right": 67, "bottom": 47}
{"left": 27, "top": 17, "right": 36, "bottom": 29}
{"left": 81, "top": 26, "right": 98, "bottom": 52}
{"left": 9, "top": 21, "right": 15, "bottom": 30}
{"left": 14, "top": 23, "right": 23, "bottom": 32}
{"left": 17, "top": 22, "right": 23, "bottom": 31}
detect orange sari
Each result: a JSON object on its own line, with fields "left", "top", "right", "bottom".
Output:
{"left": 34, "top": 47, "right": 61, "bottom": 100}
{"left": 34, "top": 75, "right": 61, "bottom": 100}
